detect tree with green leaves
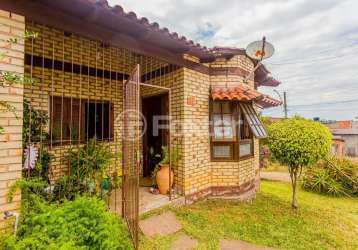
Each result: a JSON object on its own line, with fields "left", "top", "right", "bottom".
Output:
{"left": 268, "top": 117, "right": 332, "bottom": 208}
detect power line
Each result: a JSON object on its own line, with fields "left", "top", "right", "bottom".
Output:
{"left": 261, "top": 99, "right": 358, "bottom": 112}
{"left": 264, "top": 107, "right": 358, "bottom": 114}
{"left": 273, "top": 42, "right": 358, "bottom": 61}
{"left": 267, "top": 50, "right": 358, "bottom": 66}
{"left": 277, "top": 72, "right": 358, "bottom": 80}
{"left": 288, "top": 99, "right": 358, "bottom": 108}
{"left": 266, "top": 43, "right": 358, "bottom": 65}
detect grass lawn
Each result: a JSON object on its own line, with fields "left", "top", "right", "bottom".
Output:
{"left": 140, "top": 181, "right": 358, "bottom": 250}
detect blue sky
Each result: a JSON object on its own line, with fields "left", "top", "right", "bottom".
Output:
{"left": 109, "top": 0, "right": 358, "bottom": 120}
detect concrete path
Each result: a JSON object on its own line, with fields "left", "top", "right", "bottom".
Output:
{"left": 139, "top": 211, "right": 182, "bottom": 238}
{"left": 140, "top": 212, "right": 199, "bottom": 249}
{"left": 171, "top": 234, "right": 198, "bottom": 250}
{"left": 260, "top": 171, "right": 291, "bottom": 183}
{"left": 109, "top": 187, "right": 172, "bottom": 215}
{"left": 220, "top": 239, "right": 278, "bottom": 250}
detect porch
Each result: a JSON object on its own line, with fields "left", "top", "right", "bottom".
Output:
{"left": 7, "top": 17, "right": 185, "bottom": 231}
{"left": 109, "top": 187, "right": 184, "bottom": 215}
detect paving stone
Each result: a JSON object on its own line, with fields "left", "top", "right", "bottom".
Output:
{"left": 139, "top": 211, "right": 182, "bottom": 238}
{"left": 220, "top": 239, "right": 278, "bottom": 250}
{"left": 171, "top": 234, "right": 198, "bottom": 250}
{"left": 260, "top": 171, "right": 291, "bottom": 183}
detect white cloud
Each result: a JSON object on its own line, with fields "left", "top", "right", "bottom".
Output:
{"left": 108, "top": 0, "right": 358, "bottom": 120}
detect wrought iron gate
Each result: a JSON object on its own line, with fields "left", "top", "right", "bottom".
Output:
{"left": 122, "top": 64, "right": 141, "bottom": 248}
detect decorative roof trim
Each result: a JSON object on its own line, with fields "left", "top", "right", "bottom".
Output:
{"left": 255, "top": 64, "right": 281, "bottom": 87}
{"left": 88, "top": 0, "right": 215, "bottom": 59}
{"left": 211, "top": 85, "right": 282, "bottom": 108}
{"left": 0, "top": 0, "right": 280, "bottom": 87}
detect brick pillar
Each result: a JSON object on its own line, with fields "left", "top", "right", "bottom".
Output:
{"left": 0, "top": 10, "right": 25, "bottom": 230}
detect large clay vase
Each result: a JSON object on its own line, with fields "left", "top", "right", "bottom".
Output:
{"left": 156, "top": 164, "right": 174, "bottom": 195}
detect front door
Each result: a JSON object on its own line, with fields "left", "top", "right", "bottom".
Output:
{"left": 142, "top": 93, "right": 169, "bottom": 178}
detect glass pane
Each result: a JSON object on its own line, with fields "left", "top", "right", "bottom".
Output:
{"left": 223, "top": 126, "right": 234, "bottom": 139}
{"left": 213, "top": 114, "right": 223, "bottom": 126}
{"left": 221, "top": 102, "right": 231, "bottom": 113}
{"left": 239, "top": 113, "right": 252, "bottom": 139}
{"left": 213, "top": 102, "right": 221, "bottom": 113}
{"left": 240, "top": 142, "right": 252, "bottom": 157}
{"left": 213, "top": 145, "right": 231, "bottom": 158}
{"left": 213, "top": 127, "right": 224, "bottom": 139}
{"left": 244, "top": 124, "right": 251, "bottom": 138}
{"left": 240, "top": 103, "right": 267, "bottom": 138}
{"left": 222, "top": 114, "right": 233, "bottom": 126}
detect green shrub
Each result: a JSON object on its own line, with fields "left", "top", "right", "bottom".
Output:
{"left": 22, "top": 102, "right": 51, "bottom": 182}
{"left": 268, "top": 117, "right": 332, "bottom": 208}
{"left": 268, "top": 117, "right": 332, "bottom": 168}
{"left": 22, "top": 100, "right": 49, "bottom": 146}
{"left": 302, "top": 157, "right": 358, "bottom": 196}
{"left": 7, "top": 177, "right": 48, "bottom": 203}
{"left": 3, "top": 196, "right": 132, "bottom": 250}
{"left": 48, "top": 138, "right": 118, "bottom": 201}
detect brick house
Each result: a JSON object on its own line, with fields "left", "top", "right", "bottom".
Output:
{"left": 0, "top": 0, "right": 281, "bottom": 235}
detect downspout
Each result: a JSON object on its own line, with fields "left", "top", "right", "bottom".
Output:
{"left": 3, "top": 211, "right": 19, "bottom": 236}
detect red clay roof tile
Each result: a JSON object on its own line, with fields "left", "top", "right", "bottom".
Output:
{"left": 211, "top": 85, "right": 282, "bottom": 108}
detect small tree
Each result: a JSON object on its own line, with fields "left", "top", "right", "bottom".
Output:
{"left": 268, "top": 117, "right": 332, "bottom": 208}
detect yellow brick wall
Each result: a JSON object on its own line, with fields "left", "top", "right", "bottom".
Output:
{"left": 0, "top": 10, "right": 25, "bottom": 230}
{"left": 209, "top": 55, "right": 258, "bottom": 188}
{"left": 209, "top": 55, "right": 255, "bottom": 89}
{"left": 182, "top": 68, "right": 211, "bottom": 194}
{"left": 23, "top": 21, "right": 187, "bottom": 193}
{"left": 24, "top": 20, "right": 260, "bottom": 196}
{"left": 182, "top": 55, "right": 260, "bottom": 196}
{"left": 24, "top": 22, "right": 134, "bottom": 179}
{"left": 1, "top": 15, "right": 260, "bottom": 209}
{"left": 211, "top": 138, "right": 259, "bottom": 187}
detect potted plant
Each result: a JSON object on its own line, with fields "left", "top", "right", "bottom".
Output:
{"left": 153, "top": 145, "right": 179, "bottom": 195}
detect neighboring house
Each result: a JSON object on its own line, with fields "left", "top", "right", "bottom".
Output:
{"left": 332, "top": 136, "right": 345, "bottom": 158}
{"left": 325, "top": 121, "right": 358, "bottom": 157}
{"left": 0, "top": 0, "right": 281, "bottom": 241}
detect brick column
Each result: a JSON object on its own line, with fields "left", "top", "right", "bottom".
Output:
{"left": 0, "top": 10, "right": 25, "bottom": 230}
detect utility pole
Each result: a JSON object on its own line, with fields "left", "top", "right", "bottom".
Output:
{"left": 273, "top": 89, "right": 288, "bottom": 118}
{"left": 283, "top": 91, "right": 288, "bottom": 118}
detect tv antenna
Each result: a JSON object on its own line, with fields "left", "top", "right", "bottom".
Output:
{"left": 244, "top": 37, "right": 275, "bottom": 82}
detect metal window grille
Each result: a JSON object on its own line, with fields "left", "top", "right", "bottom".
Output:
{"left": 23, "top": 21, "right": 181, "bottom": 249}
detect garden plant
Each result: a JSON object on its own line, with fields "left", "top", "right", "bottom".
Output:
{"left": 2, "top": 196, "right": 132, "bottom": 250}
{"left": 268, "top": 117, "right": 332, "bottom": 208}
{"left": 302, "top": 156, "right": 358, "bottom": 196}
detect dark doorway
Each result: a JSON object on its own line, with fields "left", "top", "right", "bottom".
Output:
{"left": 142, "top": 93, "right": 169, "bottom": 178}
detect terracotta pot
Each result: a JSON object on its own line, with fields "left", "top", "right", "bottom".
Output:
{"left": 156, "top": 164, "right": 174, "bottom": 195}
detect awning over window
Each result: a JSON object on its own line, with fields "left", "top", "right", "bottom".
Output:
{"left": 240, "top": 103, "right": 267, "bottom": 138}
{"left": 211, "top": 84, "right": 282, "bottom": 108}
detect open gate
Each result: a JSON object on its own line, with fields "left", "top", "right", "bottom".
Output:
{"left": 122, "top": 64, "right": 141, "bottom": 248}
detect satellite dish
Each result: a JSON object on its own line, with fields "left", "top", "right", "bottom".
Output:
{"left": 246, "top": 37, "right": 274, "bottom": 61}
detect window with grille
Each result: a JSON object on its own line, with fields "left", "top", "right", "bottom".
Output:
{"left": 50, "top": 96, "right": 114, "bottom": 144}
{"left": 210, "top": 100, "right": 266, "bottom": 161}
